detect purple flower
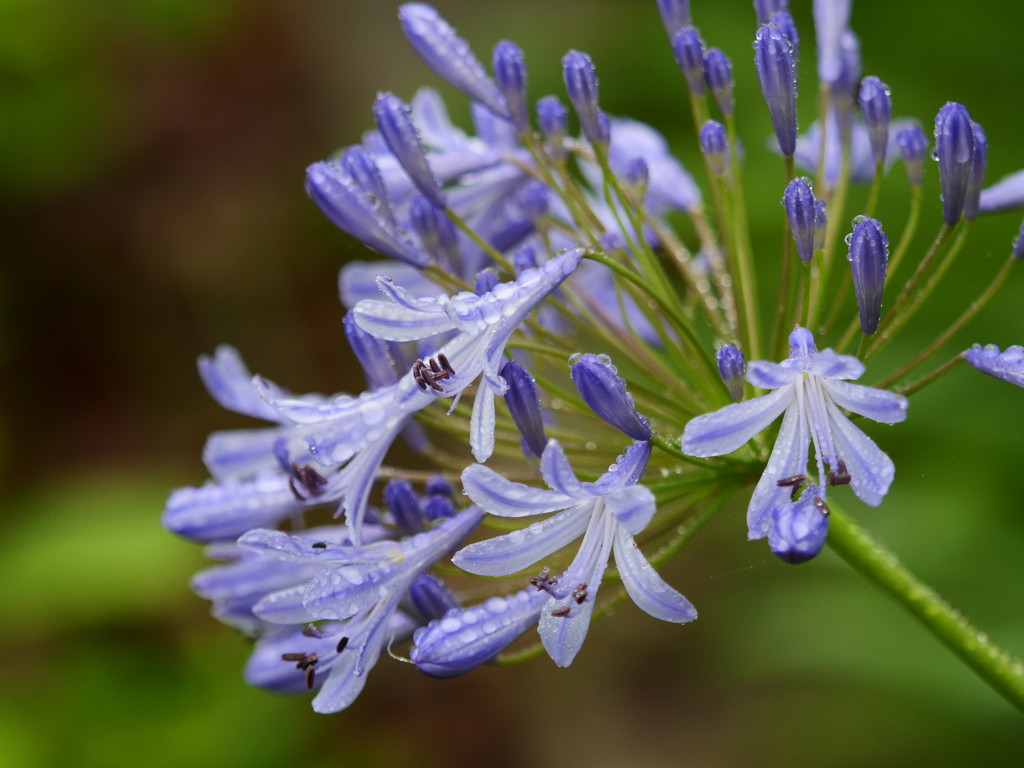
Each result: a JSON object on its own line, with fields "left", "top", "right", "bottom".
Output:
{"left": 501, "top": 359, "right": 547, "bottom": 458}
{"left": 789, "top": 113, "right": 918, "bottom": 186}
{"left": 656, "top": 0, "right": 691, "bottom": 38}
{"left": 858, "top": 76, "right": 892, "bottom": 166}
{"left": 398, "top": 3, "right": 508, "bottom": 118}
{"left": 755, "top": 0, "right": 788, "bottom": 23}
{"left": 703, "top": 48, "right": 734, "bottom": 116}
{"left": 754, "top": 24, "right": 798, "bottom": 157}
{"left": 979, "top": 169, "right": 1024, "bottom": 215}
{"left": 964, "top": 344, "right": 1024, "bottom": 388}
{"left": 239, "top": 505, "right": 483, "bottom": 712}
{"left": 716, "top": 344, "right": 746, "bottom": 402}
{"left": 847, "top": 216, "right": 889, "bottom": 334}
{"left": 408, "top": 573, "right": 460, "bottom": 621}
{"left": 769, "top": 486, "right": 830, "bottom": 563}
{"left": 812, "top": 0, "right": 852, "bottom": 83}
{"left": 963, "top": 121, "right": 988, "bottom": 221}
{"left": 769, "top": 11, "right": 799, "bottom": 62}
{"left": 562, "top": 50, "right": 602, "bottom": 145}
{"left": 783, "top": 177, "right": 817, "bottom": 263}
{"left": 340, "top": 145, "right": 395, "bottom": 225}
{"left": 672, "top": 26, "right": 706, "bottom": 96}
{"left": 700, "top": 120, "right": 729, "bottom": 176}
{"left": 935, "top": 102, "right": 976, "bottom": 226}
{"left": 570, "top": 353, "right": 652, "bottom": 440}
{"left": 536, "top": 95, "right": 568, "bottom": 156}
{"left": 455, "top": 440, "right": 696, "bottom": 667}
{"left": 493, "top": 40, "right": 529, "bottom": 130}
{"left": 682, "top": 328, "right": 908, "bottom": 540}
{"left": 896, "top": 126, "right": 929, "bottom": 187}
{"left": 814, "top": 198, "right": 828, "bottom": 250}
{"left": 374, "top": 92, "right": 446, "bottom": 210}
{"left": 1016, "top": 221, "right": 1024, "bottom": 259}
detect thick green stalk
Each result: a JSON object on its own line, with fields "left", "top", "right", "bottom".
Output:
{"left": 827, "top": 504, "right": 1024, "bottom": 713}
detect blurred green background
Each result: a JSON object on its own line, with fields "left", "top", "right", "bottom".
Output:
{"left": 1, "top": 0, "right": 1023, "bottom": 765}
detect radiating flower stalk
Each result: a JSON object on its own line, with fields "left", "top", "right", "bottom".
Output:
{"left": 164, "top": 1, "right": 1024, "bottom": 714}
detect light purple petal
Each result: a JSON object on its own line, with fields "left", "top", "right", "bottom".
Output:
{"left": 682, "top": 385, "right": 794, "bottom": 457}
{"left": 202, "top": 427, "right": 292, "bottom": 481}
{"left": 826, "top": 401, "right": 895, "bottom": 507}
{"left": 746, "top": 360, "right": 800, "bottom": 389}
{"left": 469, "top": 382, "right": 496, "bottom": 462}
{"left": 808, "top": 349, "right": 865, "bottom": 380}
{"left": 605, "top": 485, "right": 656, "bottom": 536}
{"left": 236, "top": 527, "right": 395, "bottom": 565}
{"left": 338, "top": 260, "right": 441, "bottom": 309}
{"left": 822, "top": 379, "right": 908, "bottom": 424}
{"left": 353, "top": 298, "right": 456, "bottom": 345}
{"left": 252, "top": 584, "right": 317, "bottom": 625}
{"left": 585, "top": 440, "right": 653, "bottom": 495}
{"left": 539, "top": 439, "right": 592, "bottom": 499}
{"left": 813, "top": 0, "right": 852, "bottom": 83}
{"left": 746, "top": 403, "right": 809, "bottom": 540}
{"left": 979, "top": 168, "right": 1024, "bottom": 214}
{"left": 613, "top": 526, "right": 697, "bottom": 623}
{"left": 198, "top": 345, "right": 283, "bottom": 422}
{"left": 453, "top": 504, "right": 591, "bottom": 576}
{"left": 461, "top": 463, "right": 574, "bottom": 517}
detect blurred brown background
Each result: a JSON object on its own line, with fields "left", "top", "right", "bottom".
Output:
{"left": 2, "top": 1, "right": 1024, "bottom": 765}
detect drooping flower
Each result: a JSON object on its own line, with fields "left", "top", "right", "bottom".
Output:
{"left": 716, "top": 344, "right": 746, "bottom": 402}
{"left": 964, "top": 344, "right": 1024, "bottom": 388}
{"left": 768, "top": 485, "right": 830, "bottom": 563}
{"left": 682, "top": 328, "right": 908, "bottom": 540}
{"left": 240, "top": 504, "right": 483, "bottom": 712}
{"left": 454, "top": 440, "right": 696, "bottom": 667}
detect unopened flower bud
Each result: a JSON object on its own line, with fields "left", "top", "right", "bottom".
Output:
{"left": 716, "top": 344, "right": 746, "bottom": 401}
{"left": 703, "top": 48, "right": 734, "bottom": 116}
{"left": 384, "top": 478, "right": 424, "bottom": 536}
{"left": 536, "top": 95, "right": 567, "bottom": 156}
{"left": 374, "top": 92, "right": 445, "bottom": 209}
{"left": 700, "top": 120, "right": 729, "bottom": 176}
{"left": 858, "top": 76, "right": 891, "bottom": 165}
{"left": 964, "top": 343, "right": 1024, "bottom": 387}
{"left": 493, "top": 40, "right": 529, "bottom": 130}
{"left": 934, "top": 102, "right": 975, "bottom": 226}
{"left": 520, "top": 181, "right": 549, "bottom": 221}
{"left": 424, "top": 494, "right": 456, "bottom": 521}
{"left": 409, "top": 574, "right": 460, "bottom": 621}
{"left": 501, "top": 359, "right": 547, "bottom": 458}
{"left": 475, "top": 268, "right": 499, "bottom": 296}
{"left": 513, "top": 244, "right": 538, "bottom": 274}
{"left": 344, "top": 311, "right": 397, "bottom": 390}
{"left": 896, "top": 126, "right": 929, "bottom": 187}
{"left": 672, "top": 26, "right": 706, "bottom": 95}
{"left": 656, "top": 0, "right": 691, "bottom": 39}
{"left": 754, "top": 0, "right": 788, "bottom": 23}
{"left": 847, "top": 216, "right": 888, "bottom": 334}
{"left": 754, "top": 24, "right": 798, "bottom": 157}
{"left": 340, "top": 145, "right": 394, "bottom": 225}
{"left": 769, "top": 11, "right": 799, "bottom": 62}
{"left": 784, "top": 177, "right": 817, "bottom": 263}
{"left": 425, "top": 474, "right": 452, "bottom": 497}
{"left": 963, "top": 121, "right": 987, "bottom": 221}
{"left": 814, "top": 198, "right": 828, "bottom": 250}
{"left": 570, "top": 354, "right": 651, "bottom": 440}
{"left": 562, "top": 50, "right": 602, "bottom": 145}
{"left": 769, "top": 486, "right": 829, "bottom": 563}
{"left": 1015, "top": 220, "right": 1024, "bottom": 259}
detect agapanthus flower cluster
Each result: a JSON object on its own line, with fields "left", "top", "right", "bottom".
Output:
{"left": 164, "top": 0, "right": 1024, "bottom": 713}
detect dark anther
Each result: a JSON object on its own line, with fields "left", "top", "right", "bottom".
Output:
{"left": 302, "top": 624, "right": 324, "bottom": 638}
{"left": 288, "top": 478, "right": 304, "bottom": 502}
{"left": 312, "top": 542, "right": 328, "bottom": 549}
{"left": 776, "top": 474, "right": 806, "bottom": 501}
{"left": 412, "top": 356, "right": 456, "bottom": 392}
{"left": 529, "top": 567, "right": 559, "bottom": 592}
{"left": 288, "top": 463, "right": 328, "bottom": 501}
{"left": 551, "top": 606, "right": 572, "bottom": 618}
{"left": 305, "top": 666, "right": 316, "bottom": 689}
{"left": 281, "top": 652, "right": 307, "bottom": 662}
{"left": 812, "top": 496, "right": 830, "bottom": 516}
{"left": 336, "top": 636, "right": 349, "bottom": 654}
{"left": 281, "top": 652, "right": 319, "bottom": 670}
{"left": 572, "top": 583, "right": 589, "bottom": 605}
{"left": 827, "top": 460, "right": 851, "bottom": 486}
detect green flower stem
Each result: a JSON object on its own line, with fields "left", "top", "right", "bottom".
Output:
{"left": 814, "top": 145, "right": 852, "bottom": 336}
{"left": 445, "top": 209, "right": 514, "bottom": 274}
{"left": 876, "top": 253, "right": 1018, "bottom": 389}
{"left": 866, "top": 221, "right": 971, "bottom": 361}
{"left": 725, "top": 113, "right": 762, "bottom": 361}
{"left": 827, "top": 503, "right": 1024, "bottom": 713}
{"left": 769, "top": 156, "right": 797, "bottom": 358}
{"left": 885, "top": 184, "right": 924, "bottom": 280}
{"left": 864, "top": 161, "right": 884, "bottom": 218}
{"left": 813, "top": 82, "right": 831, "bottom": 194}
{"left": 892, "top": 352, "right": 964, "bottom": 397}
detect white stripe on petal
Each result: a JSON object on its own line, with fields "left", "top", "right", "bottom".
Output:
{"left": 746, "top": 402, "right": 809, "bottom": 540}
{"left": 682, "top": 385, "right": 794, "bottom": 457}
{"left": 746, "top": 360, "right": 800, "bottom": 389}
{"left": 605, "top": 485, "right": 656, "bottom": 536}
{"left": 807, "top": 349, "right": 865, "bottom": 380}
{"left": 826, "top": 401, "right": 895, "bottom": 507}
{"left": 613, "top": 526, "right": 697, "bottom": 623}
{"left": 540, "top": 439, "right": 591, "bottom": 498}
{"left": 461, "top": 463, "right": 574, "bottom": 517}
{"left": 822, "top": 379, "right": 908, "bottom": 424}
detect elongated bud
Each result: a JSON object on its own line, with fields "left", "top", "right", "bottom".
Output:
{"left": 536, "top": 95, "right": 568, "bottom": 157}
{"left": 374, "top": 92, "right": 446, "bottom": 209}
{"left": 570, "top": 354, "right": 651, "bottom": 440}
{"left": 305, "top": 162, "right": 430, "bottom": 267}
{"left": 410, "top": 195, "right": 445, "bottom": 259}
{"left": 672, "top": 26, "right": 706, "bottom": 95}
{"left": 754, "top": 24, "right": 798, "bottom": 157}
{"left": 520, "top": 181, "right": 549, "bottom": 221}
{"left": 424, "top": 494, "right": 455, "bottom": 521}
{"left": 340, "top": 146, "right": 394, "bottom": 225}
{"left": 501, "top": 359, "right": 547, "bottom": 458}
{"left": 425, "top": 474, "right": 452, "bottom": 498}
{"left": 384, "top": 478, "right": 424, "bottom": 536}
{"left": 858, "top": 76, "right": 892, "bottom": 165}
{"left": 622, "top": 156, "right": 649, "bottom": 206}
{"left": 784, "top": 177, "right": 817, "bottom": 263}
{"left": 399, "top": 3, "right": 508, "bottom": 118}
{"left": 1015, "top": 220, "right": 1024, "bottom": 259}
{"left": 474, "top": 268, "right": 499, "bottom": 295}
{"left": 963, "top": 121, "right": 988, "bottom": 221}
{"left": 344, "top": 311, "right": 397, "bottom": 389}
{"left": 847, "top": 216, "right": 888, "bottom": 334}
{"left": 513, "top": 244, "right": 538, "bottom": 274}
{"left": 964, "top": 344, "right": 1024, "bottom": 388}
{"left": 657, "top": 0, "right": 691, "bottom": 38}
{"left": 716, "top": 344, "right": 746, "bottom": 401}
{"left": 409, "top": 574, "right": 460, "bottom": 621}
{"left": 595, "top": 111, "right": 611, "bottom": 148}
{"left": 896, "top": 126, "right": 929, "bottom": 187}
{"left": 813, "top": 0, "right": 852, "bottom": 84}
{"left": 493, "top": 40, "right": 529, "bottom": 130}
{"left": 754, "top": 0, "right": 788, "bottom": 23}
{"left": 934, "top": 102, "right": 975, "bottom": 226}
{"left": 769, "top": 485, "right": 829, "bottom": 564}
{"left": 813, "top": 198, "right": 828, "bottom": 250}
{"left": 703, "top": 48, "right": 734, "bottom": 116}
{"left": 700, "top": 120, "right": 729, "bottom": 176}
{"left": 562, "top": 50, "right": 602, "bottom": 145}
{"left": 769, "top": 11, "right": 799, "bottom": 62}
{"left": 832, "top": 30, "right": 860, "bottom": 134}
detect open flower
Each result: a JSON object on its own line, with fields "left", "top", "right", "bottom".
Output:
{"left": 454, "top": 439, "right": 697, "bottom": 667}
{"left": 682, "top": 327, "right": 908, "bottom": 540}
